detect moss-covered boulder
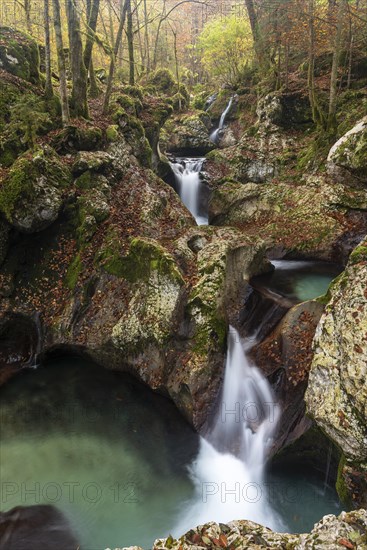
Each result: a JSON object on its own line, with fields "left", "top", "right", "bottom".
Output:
{"left": 306, "top": 238, "right": 367, "bottom": 507}
{"left": 72, "top": 151, "right": 113, "bottom": 176}
{"left": 165, "top": 113, "right": 215, "bottom": 155}
{"left": 0, "top": 146, "right": 71, "bottom": 232}
{"left": 52, "top": 125, "right": 103, "bottom": 153}
{"left": 111, "top": 238, "right": 185, "bottom": 353}
{"left": 147, "top": 68, "right": 177, "bottom": 95}
{"left": 0, "top": 27, "right": 40, "bottom": 84}
{"left": 328, "top": 116, "right": 367, "bottom": 187}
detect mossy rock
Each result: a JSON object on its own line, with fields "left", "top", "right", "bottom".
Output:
{"left": 112, "top": 93, "right": 143, "bottom": 116}
{"left": 52, "top": 125, "right": 103, "bottom": 153}
{"left": 147, "top": 69, "right": 177, "bottom": 96}
{"left": 120, "top": 84, "right": 144, "bottom": 101}
{"left": 0, "top": 146, "right": 71, "bottom": 232}
{"left": 106, "top": 125, "right": 119, "bottom": 142}
{"left": 0, "top": 27, "right": 40, "bottom": 84}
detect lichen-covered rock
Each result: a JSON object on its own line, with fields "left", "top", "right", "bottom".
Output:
{"left": 328, "top": 117, "right": 367, "bottom": 187}
{"left": 0, "top": 146, "right": 71, "bottom": 233}
{"left": 257, "top": 92, "right": 312, "bottom": 129}
{"left": 208, "top": 177, "right": 367, "bottom": 262}
{"left": 110, "top": 238, "right": 185, "bottom": 353}
{"left": 72, "top": 151, "right": 113, "bottom": 176}
{"left": 52, "top": 125, "right": 103, "bottom": 153}
{"left": 165, "top": 113, "right": 215, "bottom": 155}
{"left": 0, "top": 27, "right": 40, "bottom": 84}
{"left": 111, "top": 509, "right": 367, "bottom": 550}
{"left": 306, "top": 239, "right": 367, "bottom": 506}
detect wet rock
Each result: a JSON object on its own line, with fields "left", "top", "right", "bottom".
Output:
{"left": 328, "top": 116, "right": 367, "bottom": 187}
{"left": 306, "top": 238, "right": 367, "bottom": 506}
{"left": 117, "top": 509, "right": 367, "bottom": 549}
{"left": 165, "top": 113, "right": 215, "bottom": 155}
{"left": 0, "top": 505, "right": 80, "bottom": 550}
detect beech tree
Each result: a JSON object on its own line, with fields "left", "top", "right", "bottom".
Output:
{"left": 66, "top": 0, "right": 88, "bottom": 118}
{"left": 52, "top": 0, "right": 70, "bottom": 125}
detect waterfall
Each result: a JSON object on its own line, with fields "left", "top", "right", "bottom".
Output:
{"left": 174, "top": 326, "right": 283, "bottom": 535}
{"left": 169, "top": 157, "right": 208, "bottom": 226}
{"left": 210, "top": 96, "right": 234, "bottom": 144}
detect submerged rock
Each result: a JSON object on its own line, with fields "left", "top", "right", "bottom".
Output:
{"left": 306, "top": 239, "right": 367, "bottom": 507}
{"left": 0, "top": 505, "right": 79, "bottom": 550}
{"left": 328, "top": 116, "right": 367, "bottom": 187}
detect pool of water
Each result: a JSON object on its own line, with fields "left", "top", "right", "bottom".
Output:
{"left": 0, "top": 356, "right": 343, "bottom": 548}
{"left": 0, "top": 358, "right": 198, "bottom": 549}
{"left": 252, "top": 260, "right": 343, "bottom": 303}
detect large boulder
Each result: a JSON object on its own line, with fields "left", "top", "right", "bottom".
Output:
{"left": 328, "top": 117, "right": 367, "bottom": 187}
{"left": 0, "top": 27, "right": 40, "bottom": 85}
{"left": 306, "top": 238, "right": 367, "bottom": 507}
{"left": 114, "top": 509, "right": 367, "bottom": 550}
{"left": 164, "top": 113, "right": 215, "bottom": 155}
{"left": 208, "top": 177, "right": 367, "bottom": 262}
{"left": 0, "top": 146, "right": 71, "bottom": 233}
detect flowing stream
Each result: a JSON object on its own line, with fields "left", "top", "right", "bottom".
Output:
{"left": 174, "top": 327, "right": 284, "bottom": 535}
{"left": 169, "top": 157, "right": 208, "bottom": 225}
{"left": 210, "top": 96, "right": 234, "bottom": 144}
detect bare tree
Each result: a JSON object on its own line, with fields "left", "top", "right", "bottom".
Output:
{"left": 52, "top": 0, "right": 70, "bottom": 125}
{"left": 44, "top": 0, "right": 53, "bottom": 99}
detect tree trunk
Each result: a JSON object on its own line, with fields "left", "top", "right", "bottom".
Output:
{"left": 65, "top": 0, "right": 89, "bottom": 118}
{"left": 173, "top": 29, "right": 181, "bottom": 110}
{"left": 44, "top": 0, "right": 53, "bottom": 99}
{"left": 308, "top": 0, "right": 325, "bottom": 129}
{"left": 127, "top": 0, "right": 135, "bottom": 85}
{"left": 84, "top": 0, "right": 100, "bottom": 78}
{"left": 244, "top": 0, "right": 262, "bottom": 64}
{"left": 52, "top": 0, "right": 70, "bottom": 125}
{"left": 103, "top": 0, "right": 129, "bottom": 114}
{"left": 143, "top": 0, "right": 150, "bottom": 73}
{"left": 328, "top": 0, "right": 345, "bottom": 133}
{"left": 24, "top": 0, "right": 32, "bottom": 33}
{"left": 89, "top": 57, "right": 100, "bottom": 97}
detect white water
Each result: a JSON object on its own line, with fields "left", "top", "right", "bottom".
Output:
{"left": 174, "top": 327, "right": 283, "bottom": 535}
{"left": 210, "top": 96, "right": 234, "bottom": 144}
{"left": 169, "top": 157, "right": 208, "bottom": 225}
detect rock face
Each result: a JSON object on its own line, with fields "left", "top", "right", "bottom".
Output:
{"left": 0, "top": 146, "right": 71, "bottom": 233}
{"left": 328, "top": 117, "right": 367, "bottom": 187}
{"left": 0, "top": 27, "right": 40, "bottom": 85}
{"left": 111, "top": 509, "right": 367, "bottom": 550}
{"left": 164, "top": 113, "right": 215, "bottom": 155}
{"left": 208, "top": 177, "right": 367, "bottom": 262}
{"left": 306, "top": 239, "right": 367, "bottom": 507}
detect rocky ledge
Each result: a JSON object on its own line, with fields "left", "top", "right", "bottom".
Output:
{"left": 111, "top": 509, "right": 367, "bottom": 550}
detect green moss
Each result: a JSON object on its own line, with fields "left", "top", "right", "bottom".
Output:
{"left": 336, "top": 454, "right": 352, "bottom": 506}
{"left": 349, "top": 242, "right": 367, "bottom": 265}
{"left": 75, "top": 171, "right": 93, "bottom": 189}
{"left": 97, "top": 234, "right": 183, "bottom": 283}
{"left": 114, "top": 93, "right": 143, "bottom": 116}
{"left": 106, "top": 124, "right": 119, "bottom": 142}
{"left": 65, "top": 254, "right": 82, "bottom": 290}
{"left": 120, "top": 85, "right": 144, "bottom": 101}
{"left": 147, "top": 69, "right": 176, "bottom": 95}
{"left": 0, "top": 147, "right": 71, "bottom": 221}
{"left": 0, "top": 27, "right": 40, "bottom": 84}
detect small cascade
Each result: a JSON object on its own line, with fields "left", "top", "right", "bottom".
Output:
{"left": 210, "top": 96, "right": 234, "bottom": 144}
{"left": 174, "top": 326, "right": 283, "bottom": 535}
{"left": 169, "top": 157, "right": 208, "bottom": 225}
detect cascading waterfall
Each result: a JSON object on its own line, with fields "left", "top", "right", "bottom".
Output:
{"left": 174, "top": 326, "right": 283, "bottom": 535}
{"left": 210, "top": 96, "right": 234, "bottom": 144}
{"left": 169, "top": 157, "right": 208, "bottom": 225}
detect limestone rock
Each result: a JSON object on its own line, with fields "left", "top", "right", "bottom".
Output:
{"left": 0, "top": 146, "right": 71, "bottom": 233}
{"left": 0, "top": 27, "right": 40, "bottom": 84}
{"left": 306, "top": 239, "right": 367, "bottom": 505}
{"left": 328, "top": 116, "right": 367, "bottom": 187}
{"left": 165, "top": 113, "right": 215, "bottom": 155}
{"left": 72, "top": 151, "right": 114, "bottom": 176}
{"left": 144, "top": 510, "right": 367, "bottom": 549}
